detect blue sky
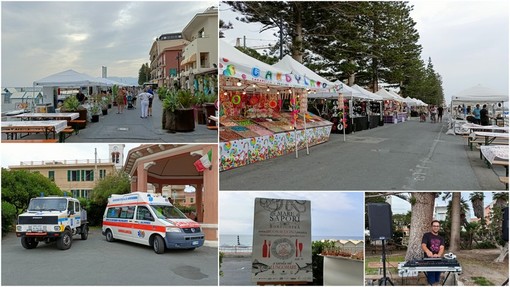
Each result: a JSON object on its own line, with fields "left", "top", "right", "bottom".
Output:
{"left": 219, "top": 191, "right": 364, "bottom": 238}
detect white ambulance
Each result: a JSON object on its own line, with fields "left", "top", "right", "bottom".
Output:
{"left": 102, "top": 192, "right": 204, "bottom": 254}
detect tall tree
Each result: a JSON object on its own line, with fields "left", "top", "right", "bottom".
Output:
{"left": 405, "top": 192, "right": 436, "bottom": 261}
{"left": 449, "top": 193, "right": 461, "bottom": 252}
{"left": 1, "top": 168, "right": 63, "bottom": 215}
{"left": 138, "top": 63, "right": 150, "bottom": 85}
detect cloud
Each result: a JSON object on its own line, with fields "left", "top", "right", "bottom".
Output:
{"left": 1, "top": 1, "right": 217, "bottom": 86}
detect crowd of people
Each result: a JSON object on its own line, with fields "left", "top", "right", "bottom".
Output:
{"left": 418, "top": 105, "right": 444, "bottom": 123}
{"left": 455, "top": 103, "right": 492, "bottom": 126}
{"left": 113, "top": 86, "right": 154, "bottom": 118}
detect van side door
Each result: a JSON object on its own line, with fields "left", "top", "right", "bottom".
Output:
{"left": 133, "top": 206, "right": 155, "bottom": 245}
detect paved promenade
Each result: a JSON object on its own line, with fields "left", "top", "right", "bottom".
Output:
{"left": 220, "top": 116, "right": 507, "bottom": 190}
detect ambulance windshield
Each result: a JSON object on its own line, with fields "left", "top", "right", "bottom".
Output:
{"left": 150, "top": 205, "right": 187, "bottom": 219}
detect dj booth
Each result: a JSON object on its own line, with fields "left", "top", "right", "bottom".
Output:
{"left": 398, "top": 257, "right": 462, "bottom": 286}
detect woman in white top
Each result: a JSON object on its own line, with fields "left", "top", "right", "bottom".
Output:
{"left": 138, "top": 88, "right": 152, "bottom": 118}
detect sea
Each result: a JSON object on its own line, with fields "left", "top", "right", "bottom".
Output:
{"left": 219, "top": 234, "right": 364, "bottom": 247}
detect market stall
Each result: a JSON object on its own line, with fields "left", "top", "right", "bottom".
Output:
{"left": 351, "top": 85, "right": 383, "bottom": 130}
{"left": 219, "top": 41, "right": 334, "bottom": 171}
{"left": 450, "top": 84, "right": 507, "bottom": 125}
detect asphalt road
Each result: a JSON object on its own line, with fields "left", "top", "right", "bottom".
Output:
{"left": 66, "top": 96, "right": 218, "bottom": 143}
{"left": 220, "top": 116, "right": 507, "bottom": 190}
{"left": 220, "top": 257, "right": 255, "bottom": 286}
{"left": 1, "top": 228, "right": 218, "bottom": 286}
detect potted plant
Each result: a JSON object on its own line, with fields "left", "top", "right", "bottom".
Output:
{"left": 194, "top": 91, "right": 207, "bottom": 125}
{"left": 112, "top": 85, "right": 119, "bottom": 106}
{"left": 61, "top": 96, "right": 87, "bottom": 129}
{"left": 100, "top": 95, "right": 110, "bottom": 115}
{"left": 90, "top": 104, "right": 101, "bottom": 122}
{"left": 162, "top": 89, "right": 196, "bottom": 132}
{"left": 202, "top": 92, "right": 218, "bottom": 128}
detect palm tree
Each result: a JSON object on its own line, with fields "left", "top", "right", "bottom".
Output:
{"left": 469, "top": 192, "right": 485, "bottom": 220}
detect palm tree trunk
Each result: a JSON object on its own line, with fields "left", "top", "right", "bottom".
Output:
{"left": 405, "top": 193, "right": 436, "bottom": 262}
{"left": 450, "top": 193, "right": 461, "bottom": 252}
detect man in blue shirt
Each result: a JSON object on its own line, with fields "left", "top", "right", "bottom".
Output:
{"left": 473, "top": 104, "right": 481, "bottom": 124}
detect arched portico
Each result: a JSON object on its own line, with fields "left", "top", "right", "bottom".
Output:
{"left": 123, "top": 144, "right": 218, "bottom": 243}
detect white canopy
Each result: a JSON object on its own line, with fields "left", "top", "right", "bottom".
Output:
{"left": 34, "top": 69, "right": 104, "bottom": 87}
{"left": 451, "top": 84, "right": 508, "bottom": 102}
{"left": 376, "top": 88, "right": 403, "bottom": 102}
{"left": 272, "top": 55, "right": 336, "bottom": 91}
{"left": 220, "top": 40, "right": 308, "bottom": 89}
{"left": 351, "top": 85, "right": 383, "bottom": 101}
{"left": 95, "top": 77, "right": 126, "bottom": 87}
{"left": 403, "top": 97, "right": 418, "bottom": 106}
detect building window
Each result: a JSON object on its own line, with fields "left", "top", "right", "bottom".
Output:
{"left": 71, "top": 189, "right": 91, "bottom": 199}
{"left": 200, "top": 53, "right": 209, "bottom": 68}
{"left": 100, "top": 169, "right": 107, "bottom": 179}
{"left": 190, "top": 198, "right": 194, "bottom": 204}
{"left": 84, "top": 170, "right": 94, "bottom": 181}
{"left": 48, "top": 171, "right": 55, "bottom": 181}
{"left": 68, "top": 170, "right": 80, "bottom": 182}
{"left": 111, "top": 152, "right": 120, "bottom": 163}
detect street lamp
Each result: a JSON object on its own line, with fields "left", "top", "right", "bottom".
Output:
{"left": 175, "top": 52, "right": 182, "bottom": 89}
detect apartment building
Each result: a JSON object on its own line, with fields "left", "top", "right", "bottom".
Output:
{"left": 148, "top": 33, "right": 189, "bottom": 87}
{"left": 8, "top": 159, "right": 116, "bottom": 199}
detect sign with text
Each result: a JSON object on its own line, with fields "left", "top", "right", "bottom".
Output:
{"left": 251, "top": 198, "right": 312, "bottom": 283}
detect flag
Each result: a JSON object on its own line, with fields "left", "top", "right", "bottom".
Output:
{"left": 194, "top": 149, "right": 212, "bottom": 172}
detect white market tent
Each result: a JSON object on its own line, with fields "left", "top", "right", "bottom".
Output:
{"left": 34, "top": 69, "right": 104, "bottom": 87}
{"left": 376, "top": 88, "right": 403, "bottom": 102}
{"left": 272, "top": 55, "right": 336, "bottom": 91}
{"left": 220, "top": 40, "right": 308, "bottom": 89}
{"left": 351, "top": 84, "right": 383, "bottom": 101}
{"left": 451, "top": 84, "right": 508, "bottom": 103}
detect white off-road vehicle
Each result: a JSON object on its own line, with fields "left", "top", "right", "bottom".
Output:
{"left": 16, "top": 196, "right": 88, "bottom": 250}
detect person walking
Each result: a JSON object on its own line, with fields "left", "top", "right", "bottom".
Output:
{"left": 116, "top": 87, "right": 126, "bottom": 114}
{"left": 147, "top": 86, "right": 154, "bottom": 116}
{"left": 138, "top": 88, "right": 151, "bottom": 118}
{"left": 437, "top": 106, "right": 444, "bottom": 122}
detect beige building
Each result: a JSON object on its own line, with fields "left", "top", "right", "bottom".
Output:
{"left": 148, "top": 33, "right": 189, "bottom": 87}
{"left": 180, "top": 6, "right": 218, "bottom": 93}
{"left": 8, "top": 159, "right": 116, "bottom": 199}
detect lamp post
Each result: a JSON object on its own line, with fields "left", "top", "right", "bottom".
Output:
{"left": 175, "top": 52, "right": 182, "bottom": 89}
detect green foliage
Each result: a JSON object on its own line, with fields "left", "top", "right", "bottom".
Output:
{"left": 219, "top": 252, "right": 224, "bottom": 277}
{"left": 62, "top": 96, "right": 81, "bottom": 112}
{"left": 138, "top": 63, "right": 151, "bottom": 85}
{"left": 1, "top": 168, "right": 63, "bottom": 215}
{"left": 162, "top": 89, "right": 179, "bottom": 113}
{"left": 91, "top": 171, "right": 131, "bottom": 206}
{"left": 90, "top": 104, "right": 101, "bottom": 115}
{"left": 2, "top": 201, "right": 17, "bottom": 236}
{"left": 311, "top": 240, "right": 336, "bottom": 285}
{"left": 176, "top": 89, "right": 196, "bottom": 109}
{"left": 112, "top": 85, "right": 119, "bottom": 98}
{"left": 471, "top": 277, "right": 494, "bottom": 286}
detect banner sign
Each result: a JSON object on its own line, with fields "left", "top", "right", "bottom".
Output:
{"left": 251, "top": 198, "right": 312, "bottom": 283}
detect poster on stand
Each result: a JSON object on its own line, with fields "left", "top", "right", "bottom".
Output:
{"left": 251, "top": 198, "right": 312, "bottom": 283}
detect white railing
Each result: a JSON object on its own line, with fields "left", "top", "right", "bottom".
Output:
{"left": 18, "top": 159, "right": 112, "bottom": 166}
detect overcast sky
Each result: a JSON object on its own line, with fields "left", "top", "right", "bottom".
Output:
{"left": 390, "top": 192, "right": 495, "bottom": 220}
{"left": 219, "top": 1, "right": 509, "bottom": 103}
{"left": 1, "top": 1, "right": 216, "bottom": 87}
{"left": 219, "top": 191, "right": 364, "bottom": 237}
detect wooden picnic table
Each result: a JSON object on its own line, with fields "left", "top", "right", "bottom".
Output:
{"left": 10, "top": 112, "right": 79, "bottom": 121}
{"left": 473, "top": 131, "right": 509, "bottom": 146}
{"left": 1, "top": 120, "right": 67, "bottom": 140}
{"left": 462, "top": 123, "right": 509, "bottom": 133}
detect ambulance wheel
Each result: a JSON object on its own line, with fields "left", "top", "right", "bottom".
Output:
{"left": 105, "top": 229, "right": 115, "bottom": 242}
{"left": 57, "top": 230, "right": 72, "bottom": 250}
{"left": 152, "top": 235, "right": 165, "bottom": 254}
{"left": 21, "top": 237, "right": 38, "bottom": 249}
{"left": 80, "top": 224, "right": 89, "bottom": 240}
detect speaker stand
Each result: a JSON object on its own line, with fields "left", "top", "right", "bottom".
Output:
{"left": 378, "top": 239, "right": 394, "bottom": 286}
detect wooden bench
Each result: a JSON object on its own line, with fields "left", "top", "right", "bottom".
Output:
{"left": 69, "top": 119, "right": 86, "bottom": 132}
{"left": 2, "top": 127, "right": 48, "bottom": 139}
{"left": 1, "top": 139, "right": 59, "bottom": 143}
{"left": 59, "top": 127, "right": 76, "bottom": 142}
